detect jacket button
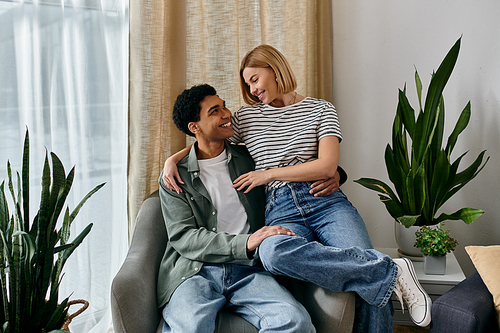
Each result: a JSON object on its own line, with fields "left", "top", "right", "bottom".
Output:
{"left": 212, "top": 211, "right": 216, "bottom": 215}
{"left": 212, "top": 227, "right": 216, "bottom": 231}
{"left": 190, "top": 197, "right": 194, "bottom": 200}
{"left": 181, "top": 277, "right": 186, "bottom": 280}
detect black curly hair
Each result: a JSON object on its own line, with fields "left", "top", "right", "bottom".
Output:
{"left": 173, "top": 84, "right": 217, "bottom": 137}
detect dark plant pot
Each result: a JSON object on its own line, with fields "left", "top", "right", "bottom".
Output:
{"left": 424, "top": 255, "right": 446, "bottom": 275}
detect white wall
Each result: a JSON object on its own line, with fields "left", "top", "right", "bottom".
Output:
{"left": 332, "top": 0, "right": 500, "bottom": 275}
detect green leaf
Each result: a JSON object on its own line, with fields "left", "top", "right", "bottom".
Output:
{"left": 49, "top": 162, "right": 74, "bottom": 241}
{"left": 397, "top": 215, "right": 421, "bottom": 228}
{"left": 413, "top": 164, "right": 426, "bottom": 220}
{"left": 58, "top": 208, "right": 71, "bottom": 245}
{"left": 60, "top": 223, "right": 93, "bottom": 264}
{"left": 379, "top": 195, "right": 405, "bottom": 220}
{"left": 69, "top": 183, "right": 106, "bottom": 222}
{"left": 22, "top": 128, "right": 30, "bottom": 232}
{"left": 47, "top": 153, "right": 67, "bottom": 236}
{"left": 445, "top": 101, "right": 471, "bottom": 157}
{"left": 439, "top": 153, "right": 489, "bottom": 209}
{"left": 424, "top": 37, "right": 461, "bottom": 126}
{"left": 429, "top": 97, "right": 445, "bottom": 163}
{"left": 398, "top": 89, "right": 416, "bottom": 140}
{"left": 0, "top": 182, "right": 9, "bottom": 232}
{"left": 434, "top": 208, "right": 484, "bottom": 225}
{"left": 354, "top": 178, "right": 399, "bottom": 202}
{"left": 38, "top": 151, "right": 52, "bottom": 248}
{"left": 384, "top": 145, "right": 404, "bottom": 197}
{"left": 415, "top": 69, "right": 423, "bottom": 112}
{"left": 45, "top": 298, "right": 69, "bottom": 331}
{"left": 428, "top": 149, "right": 450, "bottom": 221}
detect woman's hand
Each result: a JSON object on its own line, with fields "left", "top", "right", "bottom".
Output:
{"left": 162, "top": 158, "right": 184, "bottom": 193}
{"left": 309, "top": 170, "right": 341, "bottom": 197}
{"left": 233, "top": 170, "right": 272, "bottom": 193}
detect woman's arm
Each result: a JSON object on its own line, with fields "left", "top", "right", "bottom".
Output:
{"left": 162, "top": 145, "right": 192, "bottom": 193}
{"left": 233, "top": 136, "right": 339, "bottom": 193}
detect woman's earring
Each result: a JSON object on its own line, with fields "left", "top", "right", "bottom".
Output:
{"left": 275, "top": 77, "right": 278, "bottom": 82}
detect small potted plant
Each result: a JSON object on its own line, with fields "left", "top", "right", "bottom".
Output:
{"left": 414, "top": 223, "right": 458, "bottom": 275}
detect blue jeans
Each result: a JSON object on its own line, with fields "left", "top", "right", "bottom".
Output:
{"left": 162, "top": 263, "right": 315, "bottom": 333}
{"left": 258, "top": 183, "right": 396, "bottom": 333}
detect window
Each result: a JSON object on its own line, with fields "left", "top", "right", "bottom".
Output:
{"left": 0, "top": 0, "right": 128, "bottom": 330}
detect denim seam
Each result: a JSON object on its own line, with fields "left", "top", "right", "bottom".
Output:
{"left": 225, "top": 300, "right": 269, "bottom": 328}
{"left": 379, "top": 262, "right": 398, "bottom": 307}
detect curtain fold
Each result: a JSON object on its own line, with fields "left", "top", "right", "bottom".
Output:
{"left": 128, "top": 0, "right": 188, "bottom": 240}
{"left": 128, "top": 0, "right": 333, "bottom": 234}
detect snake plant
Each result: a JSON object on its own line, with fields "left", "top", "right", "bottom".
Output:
{"left": 355, "top": 37, "right": 489, "bottom": 228}
{"left": 0, "top": 129, "right": 105, "bottom": 332}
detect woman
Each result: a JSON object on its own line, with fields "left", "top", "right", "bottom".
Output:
{"left": 162, "top": 45, "right": 431, "bottom": 332}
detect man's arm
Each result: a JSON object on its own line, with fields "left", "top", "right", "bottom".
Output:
{"left": 159, "top": 176, "right": 295, "bottom": 261}
{"left": 159, "top": 181, "right": 250, "bottom": 263}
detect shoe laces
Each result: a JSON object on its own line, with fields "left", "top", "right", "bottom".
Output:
{"left": 395, "top": 275, "right": 419, "bottom": 314}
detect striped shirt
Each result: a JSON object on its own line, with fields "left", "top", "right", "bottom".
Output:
{"left": 228, "top": 97, "right": 342, "bottom": 190}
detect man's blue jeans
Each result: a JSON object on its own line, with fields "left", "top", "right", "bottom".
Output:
{"left": 258, "top": 183, "right": 396, "bottom": 333}
{"left": 162, "top": 263, "right": 315, "bottom": 333}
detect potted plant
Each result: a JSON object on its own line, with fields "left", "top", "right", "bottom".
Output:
{"left": 414, "top": 223, "right": 458, "bottom": 274}
{"left": 354, "top": 37, "right": 488, "bottom": 256}
{"left": 0, "top": 129, "right": 105, "bottom": 333}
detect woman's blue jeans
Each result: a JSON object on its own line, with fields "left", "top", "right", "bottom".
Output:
{"left": 258, "top": 183, "right": 396, "bottom": 333}
{"left": 162, "top": 264, "right": 315, "bottom": 333}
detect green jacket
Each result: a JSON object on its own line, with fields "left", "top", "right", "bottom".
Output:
{"left": 157, "top": 142, "right": 266, "bottom": 308}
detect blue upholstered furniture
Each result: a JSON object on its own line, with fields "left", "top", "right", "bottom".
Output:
{"left": 430, "top": 271, "right": 499, "bottom": 333}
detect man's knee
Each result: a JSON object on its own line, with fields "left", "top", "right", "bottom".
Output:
{"left": 278, "top": 304, "right": 315, "bottom": 333}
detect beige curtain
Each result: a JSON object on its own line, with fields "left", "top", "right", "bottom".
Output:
{"left": 128, "top": 0, "right": 333, "bottom": 238}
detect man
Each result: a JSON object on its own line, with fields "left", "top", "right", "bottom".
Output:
{"left": 157, "top": 84, "right": 315, "bottom": 332}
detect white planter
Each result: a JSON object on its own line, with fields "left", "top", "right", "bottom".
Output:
{"left": 394, "top": 222, "right": 423, "bottom": 260}
{"left": 424, "top": 255, "right": 447, "bottom": 275}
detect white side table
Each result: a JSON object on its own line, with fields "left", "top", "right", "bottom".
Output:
{"left": 376, "top": 247, "right": 466, "bottom": 326}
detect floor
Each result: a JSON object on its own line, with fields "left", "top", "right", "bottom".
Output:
{"left": 394, "top": 325, "right": 430, "bottom": 332}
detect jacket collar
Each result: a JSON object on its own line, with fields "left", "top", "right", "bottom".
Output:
{"left": 186, "top": 141, "right": 237, "bottom": 173}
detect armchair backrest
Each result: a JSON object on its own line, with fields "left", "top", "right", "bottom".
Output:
{"left": 111, "top": 190, "right": 166, "bottom": 333}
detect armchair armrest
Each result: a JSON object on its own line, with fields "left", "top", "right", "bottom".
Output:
{"left": 430, "top": 271, "right": 498, "bottom": 333}
{"left": 279, "top": 277, "right": 355, "bottom": 332}
{"left": 111, "top": 191, "right": 166, "bottom": 333}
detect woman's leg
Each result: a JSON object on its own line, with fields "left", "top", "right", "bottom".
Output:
{"left": 261, "top": 183, "right": 396, "bottom": 333}
{"left": 258, "top": 232, "right": 396, "bottom": 307}
{"left": 305, "top": 188, "right": 374, "bottom": 249}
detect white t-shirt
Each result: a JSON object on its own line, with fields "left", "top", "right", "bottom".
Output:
{"left": 198, "top": 149, "right": 250, "bottom": 235}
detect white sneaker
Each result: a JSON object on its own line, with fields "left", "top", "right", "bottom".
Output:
{"left": 393, "top": 258, "right": 432, "bottom": 327}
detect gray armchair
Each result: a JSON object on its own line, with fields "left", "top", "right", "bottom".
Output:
{"left": 111, "top": 190, "right": 355, "bottom": 333}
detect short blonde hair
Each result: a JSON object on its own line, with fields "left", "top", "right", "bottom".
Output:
{"left": 239, "top": 45, "right": 297, "bottom": 105}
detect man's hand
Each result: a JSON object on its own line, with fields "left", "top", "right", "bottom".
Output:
{"left": 246, "top": 226, "right": 295, "bottom": 252}
{"left": 309, "top": 169, "right": 341, "bottom": 197}
{"left": 162, "top": 158, "right": 184, "bottom": 193}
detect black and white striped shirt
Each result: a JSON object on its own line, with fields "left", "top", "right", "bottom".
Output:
{"left": 229, "top": 97, "right": 342, "bottom": 190}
